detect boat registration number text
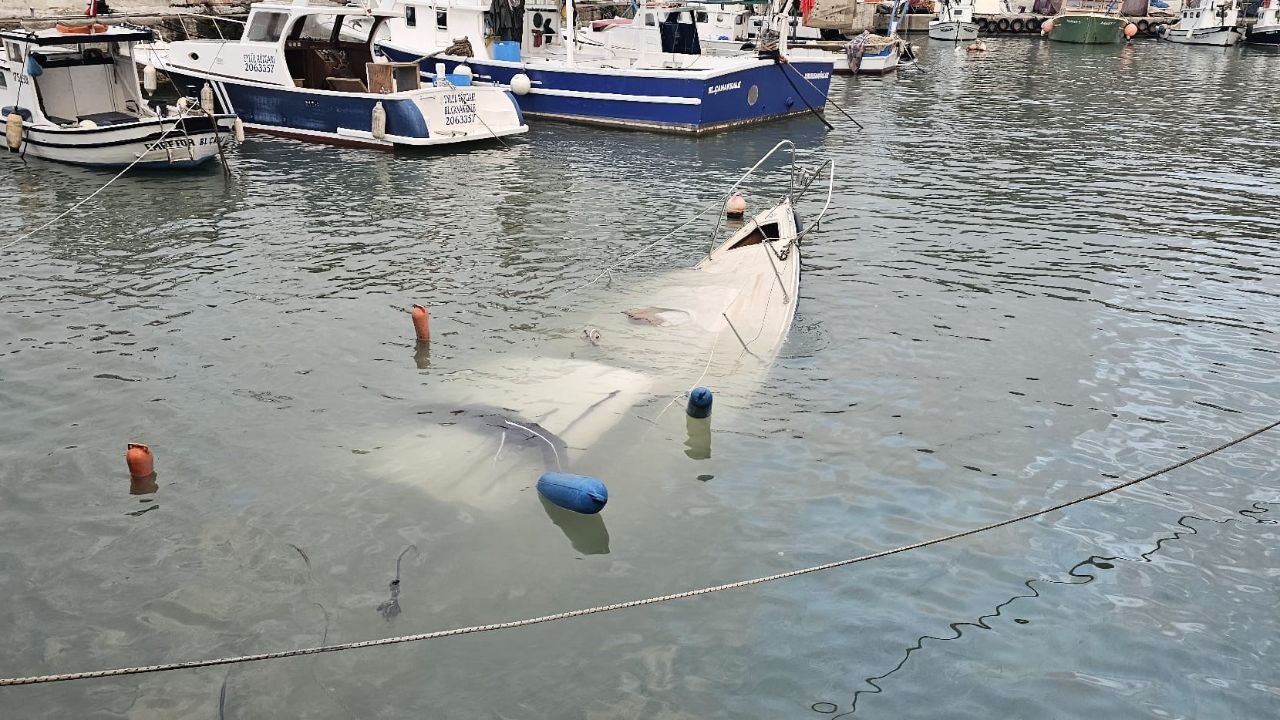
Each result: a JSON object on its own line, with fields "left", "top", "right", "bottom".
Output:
{"left": 243, "top": 53, "right": 275, "bottom": 74}
{"left": 443, "top": 92, "right": 477, "bottom": 126}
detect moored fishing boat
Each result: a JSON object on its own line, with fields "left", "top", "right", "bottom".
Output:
{"left": 1045, "top": 0, "right": 1130, "bottom": 44}
{"left": 1244, "top": 0, "right": 1280, "bottom": 45}
{"left": 137, "top": 1, "right": 527, "bottom": 148}
{"left": 0, "top": 24, "right": 236, "bottom": 168}
{"left": 1154, "top": 0, "right": 1241, "bottom": 45}
{"left": 929, "top": 0, "right": 979, "bottom": 41}
{"left": 370, "top": 0, "right": 834, "bottom": 134}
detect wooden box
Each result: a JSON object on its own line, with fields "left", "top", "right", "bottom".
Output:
{"left": 366, "top": 62, "right": 422, "bottom": 94}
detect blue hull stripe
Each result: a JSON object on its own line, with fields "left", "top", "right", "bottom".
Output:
{"left": 167, "top": 72, "right": 428, "bottom": 140}
{"left": 377, "top": 46, "right": 831, "bottom": 133}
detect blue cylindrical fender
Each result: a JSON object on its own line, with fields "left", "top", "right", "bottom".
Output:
{"left": 537, "top": 472, "right": 608, "bottom": 514}
{"left": 687, "top": 386, "right": 713, "bottom": 419}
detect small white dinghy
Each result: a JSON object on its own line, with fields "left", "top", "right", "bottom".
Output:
{"left": 0, "top": 23, "right": 237, "bottom": 168}
{"left": 369, "top": 141, "right": 835, "bottom": 511}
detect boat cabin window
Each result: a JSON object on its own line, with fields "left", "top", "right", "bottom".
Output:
{"left": 645, "top": 13, "right": 655, "bottom": 26}
{"left": 246, "top": 11, "right": 289, "bottom": 42}
{"left": 283, "top": 15, "right": 378, "bottom": 92}
{"left": 696, "top": 11, "right": 708, "bottom": 22}
{"left": 406, "top": 5, "right": 417, "bottom": 26}
{"left": 6, "top": 41, "right": 23, "bottom": 61}
{"left": 659, "top": 11, "right": 702, "bottom": 54}
{"left": 437, "top": 10, "right": 448, "bottom": 29}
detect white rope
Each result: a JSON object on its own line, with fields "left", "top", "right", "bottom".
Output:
{"left": 1, "top": 419, "right": 1273, "bottom": 687}
{"left": 0, "top": 107, "right": 199, "bottom": 254}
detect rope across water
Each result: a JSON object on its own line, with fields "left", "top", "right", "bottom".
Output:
{"left": 2, "top": 418, "right": 1274, "bottom": 687}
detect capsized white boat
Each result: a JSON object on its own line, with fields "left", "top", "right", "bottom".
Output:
{"left": 0, "top": 23, "right": 237, "bottom": 168}
{"left": 369, "top": 142, "right": 835, "bottom": 511}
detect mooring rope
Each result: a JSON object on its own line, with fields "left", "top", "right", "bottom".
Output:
{"left": 0, "top": 106, "right": 200, "bottom": 254}
{"left": 1, "top": 418, "right": 1274, "bottom": 687}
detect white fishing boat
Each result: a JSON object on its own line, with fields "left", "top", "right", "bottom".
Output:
{"left": 370, "top": 141, "right": 834, "bottom": 511}
{"left": 1244, "top": 0, "right": 1280, "bottom": 45}
{"left": 0, "top": 23, "right": 236, "bottom": 168}
{"left": 137, "top": 1, "right": 527, "bottom": 148}
{"left": 1155, "top": 0, "right": 1241, "bottom": 45}
{"left": 929, "top": 0, "right": 979, "bottom": 41}
{"left": 371, "top": 0, "right": 834, "bottom": 133}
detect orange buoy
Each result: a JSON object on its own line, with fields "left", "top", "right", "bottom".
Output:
{"left": 1041, "top": 19, "right": 1054, "bottom": 34}
{"left": 56, "top": 22, "right": 108, "bottom": 34}
{"left": 411, "top": 304, "right": 430, "bottom": 343}
{"left": 1124, "top": 23, "right": 1138, "bottom": 38}
{"left": 126, "top": 443, "right": 154, "bottom": 479}
{"left": 725, "top": 192, "right": 746, "bottom": 219}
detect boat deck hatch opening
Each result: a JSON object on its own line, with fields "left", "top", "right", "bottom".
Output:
{"left": 729, "top": 222, "right": 780, "bottom": 250}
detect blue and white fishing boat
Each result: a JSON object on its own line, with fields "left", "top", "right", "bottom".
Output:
{"left": 138, "top": 1, "right": 527, "bottom": 148}
{"left": 0, "top": 23, "right": 236, "bottom": 168}
{"left": 370, "top": 0, "right": 835, "bottom": 133}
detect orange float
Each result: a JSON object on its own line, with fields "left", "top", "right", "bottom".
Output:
{"left": 55, "top": 22, "right": 108, "bottom": 34}
{"left": 126, "top": 443, "right": 154, "bottom": 479}
{"left": 411, "top": 304, "right": 430, "bottom": 343}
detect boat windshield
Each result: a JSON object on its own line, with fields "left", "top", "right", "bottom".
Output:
{"left": 283, "top": 13, "right": 382, "bottom": 92}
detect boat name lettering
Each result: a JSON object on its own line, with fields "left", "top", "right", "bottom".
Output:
{"left": 443, "top": 92, "right": 476, "bottom": 105}
{"left": 145, "top": 137, "right": 215, "bottom": 151}
{"left": 803, "top": 72, "right": 830, "bottom": 80}
{"left": 243, "top": 53, "right": 275, "bottom": 74}
{"left": 707, "top": 81, "right": 741, "bottom": 95}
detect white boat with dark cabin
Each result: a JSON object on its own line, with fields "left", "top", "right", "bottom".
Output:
{"left": 0, "top": 23, "right": 236, "bottom": 168}
{"left": 1245, "top": 0, "right": 1280, "bottom": 45}
{"left": 138, "top": 1, "right": 527, "bottom": 148}
{"left": 929, "top": 0, "right": 979, "bottom": 41}
{"left": 1155, "top": 0, "right": 1241, "bottom": 46}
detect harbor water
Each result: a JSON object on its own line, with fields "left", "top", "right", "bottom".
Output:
{"left": 1, "top": 37, "right": 1278, "bottom": 718}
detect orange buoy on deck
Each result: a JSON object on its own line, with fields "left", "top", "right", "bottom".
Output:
{"left": 411, "top": 304, "right": 430, "bottom": 343}
{"left": 55, "top": 22, "right": 108, "bottom": 34}
{"left": 126, "top": 443, "right": 154, "bottom": 479}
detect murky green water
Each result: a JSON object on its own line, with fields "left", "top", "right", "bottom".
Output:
{"left": 1, "top": 36, "right": 1277, "bottom": 718}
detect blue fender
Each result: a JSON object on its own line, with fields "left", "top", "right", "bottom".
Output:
{"left": 537, "top": 472, "right": 608, "bottom": 514}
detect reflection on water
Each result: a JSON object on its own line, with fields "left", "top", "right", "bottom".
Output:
{"left": 0, "top": 36, "right": 1278, "bottom": 719}
{"left": 811, "top": 503, "right": 1277, "bottom": 717}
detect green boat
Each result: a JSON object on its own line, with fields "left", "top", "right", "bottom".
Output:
{"left": 1046, "top": 2, "right": 1129, "bottom": 44}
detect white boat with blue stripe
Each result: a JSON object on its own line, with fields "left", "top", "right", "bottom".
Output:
{"left": 370, "top": 0, "right": 835, "bottom": 134}
{"left": 138, "top": 1, "right": 527, "bottom": 149}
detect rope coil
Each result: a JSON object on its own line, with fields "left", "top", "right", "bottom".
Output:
{"left": 1, "top": 418, "right": 1274, "bottom": 687}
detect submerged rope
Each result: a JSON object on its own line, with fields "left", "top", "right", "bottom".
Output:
{"left": 1, "top": 418, "right": 1274, "bottom": 687}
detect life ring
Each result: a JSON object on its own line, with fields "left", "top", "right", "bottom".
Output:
{"left": 996, "top": 18, "right": 1010, "bottom": 32}
{"left": 55, "top": 22, "right": 108, "bottom": 34}
{"left": 1136, "top": 19, "right": 1149, "bottom": 32}
{"left": 1010, "top": 18, "right": 1025, "bottom": 32}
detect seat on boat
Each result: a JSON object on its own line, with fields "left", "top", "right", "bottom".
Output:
{"left": 77, "top": 111, "right": 137, "bottom": 126}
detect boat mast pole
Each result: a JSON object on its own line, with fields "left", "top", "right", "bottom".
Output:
{"left": 565, "top": 0, "right": 576, "bottom": 63}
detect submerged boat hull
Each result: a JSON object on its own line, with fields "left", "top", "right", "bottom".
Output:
{"left": 14, "top": 114, "right": 233, "bottom": 168}
{"left": 377, "top": 44, "right": 833, "bottom": 134}
{"left": 928, "top": 20, "right": 979, "bottom": 41}
{"left": 1048, "top": 14, "right": 1128, "bottom": 44}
